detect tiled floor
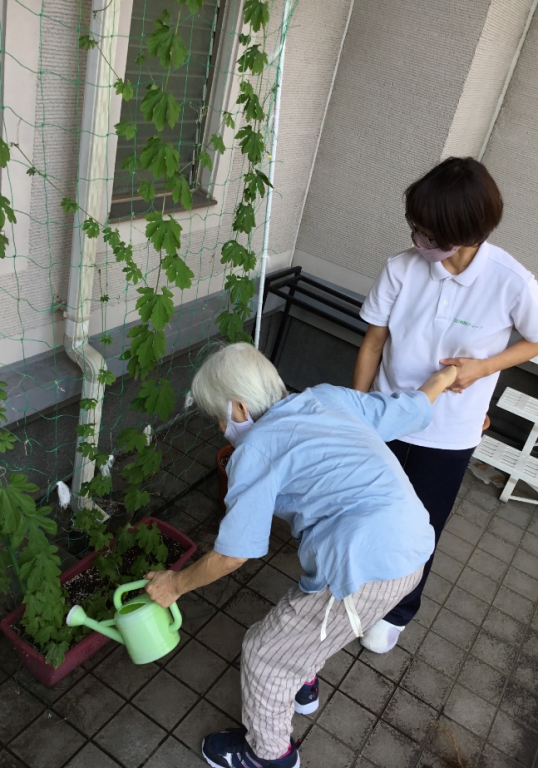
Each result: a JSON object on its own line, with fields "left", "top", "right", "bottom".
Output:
{"left": 1, "top": 419, "right": 538, "bottom": 767}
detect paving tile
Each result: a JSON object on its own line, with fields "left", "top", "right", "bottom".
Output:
{"left": 95, "top": 705, "right": 166, "bottom": 768}
{"left": 0, "top": 752, "right": 26, "bottom": 768}
{"left": 298, "top": 724, "right": 355, "bottom": 768}
{"left": 206, "top": 666, "right": 242, "bottom": 723}
{"left": 396, "top": 620, "right": 428, "bottom": 654}
{"left": 223, "top": 587, "right": 274, "bottom": 628}
{"left": 471, "top": 630, "right": 518, "bottom": 675}
{"left": 401, "top": 658, "right": 452, "bottom": 710}
{"left": 166, "top": 639, "right": 227, "bottom": 693}
{"left": 247, "top": 564, "right": 297, "bottom": 605}
{"left": 64, "top": 743, "right": 121, "bottom": 768}
{"left": 456, "top": 566, "right": 498, "bottom": 603}
{"left": 0, "top": 678, "right": 45, "bottom": 744}
{"left": 196, "top": 612, "right": 246, "bottom": 661}
{"left": 11, "top": 666, "right": 86, "bottom": 707}
{"left": 55, "top": 674, "right": 124, "bottom": 736}
{"left": 477, "top": 743, "right": 529, "bottom": 768}
{"left": 503, "top": 566, "right": 538, "bottom": 601}
{"left": 340, "top": 660, "right": 395, "bottom": 714}
{"left": 150, "top": 470, "right": 189, "bottom": 503}
{"left": 10, "top": 710, "right": 85, "bottom": 768}
{"left": 143, "top": 736, "right": 206, "bottom": 767}
{"left": 422, "top": 571, "right": 453, "bottom": 604}
{"left": 175, "top": 489, "right": 220, "bottom": 522}
{"left": 521, "top": 629, "right": 538, "bottom": 660}
{"left": 318, "top": 649, "right": 354, "bottom": 686}
{"left": 363, "top": 721, "right": 421, "bottom": 768}
{"left": 177, "top": 592, "right": 217, "bottom": 633}
{"left": 488, "top": 516, "right": 525, "bottom": 545}
{"left": 382, "top": 687, "right": 437, "bottom": 742}
{"left": 437, "top": 530, "right": 474, "bottom": 562}
{"left": 417, "top": 632, "right": 465, "bottom": 678}
{"left": 430, "top": 608, "right": 478, "bottom": 650}
{"left": 457, "top": 656, "right": 506, "bottom": 704}
{"left": 196, "top": 574, "right": 242, "bottom": 608}
{"left": 478, "top": 532, "right": 517, "bottom": 563}
{"left": 271, "top": 516, "right": 293, "bottom": 542}
{"left": 317, "top": 690, "right": 375, "bottom": 749}
{"left": 443, "top": 683, "right": 496, "bottom": 738}
{"left": 512, "top": 548, "right": 538, "bottom": 580}
{"left": 528, "top": 513, "right": 538, "bottom": 537}
{"left": 231, "top": 557, "right": 266, "bottom": 585}
{"left": 513, "top": 653, "right": 538, "bottom": 695}
{"left": 520, "top": 530, "right": 538, "bottom": 557}
{"left": 80, "top": 641, "right": 115, "bottom": 670}
{"left": 465, "top": 487, "right": 500, "bottom": 512}
{"left": 184, "top": 412, "right": 220, "bottom": 441}
{"left": 164, "top": 506, "right": 201, "bottom": 535}
{"left": 261, "top": 534, "right": 287, "bottom": 563}
{"left": 493, "top": 585, "right": 534, "bottom": 623}
{"left": 456, "top": 500, "right": 493, "bottom": 528}
{"left": 189, "top": 441, "right": 221, "bottom": 470}
{"left": 166, "top": 453, "right": 210, "bottom": 486}
{"left": 431, "top": 550, "right": 465, "bottom": 582}
{"left": 415, "top": 595, "right": 442, "bottom": 628}
{"left": 444, "top": 585, "right": 490, "bottom": 626}
{"left": 467, "top": 548, "right": 507, "bottom": 582}
{"left": 0, "top": 636, "right": 19, "bottom": 676}
{"left": 489, "top": 710, "right": 538, "bottom": 767}
{"left": 500, "top": 680, "right": 538, "bottom": 734}
{"left": 496, "top": 502, "right": 533, "bottom": 529}
{"left": 360, "top": 644, "right": 412, "bottom": 682}
{"left": 133, "top": 670, "right": 198, "bottom": 730}
{"left": 445, "top": 513, "right": 484, "bottom": 544}
{"left": 426, "top": 715, "right": 483, "bottom": 767}
{"left": 268, "top": 544, "right": 303, "bottom": 580}
{"left": 93, "top": 646, "right": 159, "bottom": 699}
{"left": 196, "top": 472, "right": 220, "bottom": 501}
{"left": 174, "top": 699, "right": 239, "bottom": 757}
{"left": 482, "top": 606, "right": 526, "bottom": 646}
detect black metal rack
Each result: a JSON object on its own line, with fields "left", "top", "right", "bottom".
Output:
{"left": 260, "top": 266, "right": 367, "bottom": 362}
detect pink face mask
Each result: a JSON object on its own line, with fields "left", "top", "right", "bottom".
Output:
{"left": 411, "top": 231, "right": 459, "bottom": 263}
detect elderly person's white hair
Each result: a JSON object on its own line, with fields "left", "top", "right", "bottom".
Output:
{"left": 191, "top": 343, "right": 288, "bottom": 422}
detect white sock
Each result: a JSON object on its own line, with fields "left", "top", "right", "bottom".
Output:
{"left": 360, "top": 618, "right": 405, "bottom": 654}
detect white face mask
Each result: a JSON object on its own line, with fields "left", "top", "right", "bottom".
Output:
{"left": 224, "top": 401, "right": 254, "bottom": 446}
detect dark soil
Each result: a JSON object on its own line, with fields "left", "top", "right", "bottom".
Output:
{"left": 12, "top": 532, "right": 186, "bottom": 651}
{"left": 220, "top": 455, "right": 230, "bottom": 470}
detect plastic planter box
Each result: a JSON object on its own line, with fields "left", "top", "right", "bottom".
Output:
{"left": 0, "top": 516, "right": 196, "bottom": 687}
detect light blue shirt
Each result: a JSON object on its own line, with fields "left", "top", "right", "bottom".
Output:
{"left": 214, "top": 384, "right": 435, "bottom": 600}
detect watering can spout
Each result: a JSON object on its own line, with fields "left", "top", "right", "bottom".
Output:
{"left": 66, "top": 605, "right": 124, "bottom": 645}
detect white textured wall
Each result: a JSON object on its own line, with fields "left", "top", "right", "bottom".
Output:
{"left": 482, "top": 10, "right": 538, "bottom": 275}
{"left": 1, "top": 0, "right": 352, "bottom": 365}
{"left": 295, "top": 0, "right": 493, "bottom": 282}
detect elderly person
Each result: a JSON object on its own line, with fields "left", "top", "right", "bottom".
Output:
{"left": 146, "top": 343, "right": 457, "bottom": 768}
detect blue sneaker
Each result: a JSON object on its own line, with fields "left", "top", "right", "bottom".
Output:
{"left": 202, "top": 728, "right": 300, "bottom": 768}
{"left": 294, "top": 677, "right": 319, "bottom": 715}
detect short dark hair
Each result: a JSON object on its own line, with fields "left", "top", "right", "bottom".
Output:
{"left": 404, "top": 157, "right": 503, "bottom": 250}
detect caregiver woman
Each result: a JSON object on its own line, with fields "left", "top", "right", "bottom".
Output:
{"left": 354, "top": 156, "right": 538, "bottom": 655}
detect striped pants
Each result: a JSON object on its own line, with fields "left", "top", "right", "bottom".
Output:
{"left": 241, "top": 568, "right": 423, "bottom": 760}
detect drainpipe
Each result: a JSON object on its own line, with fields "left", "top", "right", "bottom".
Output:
{"left": 253, "top": 0, "right": 291, "bottom": 349}
{"left": 64, "top": 0, "right": 120, "bottom": 511}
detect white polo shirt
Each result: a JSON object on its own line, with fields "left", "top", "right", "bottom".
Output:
{"left": 360, "top": 242, "right": 538, "bottom": 450}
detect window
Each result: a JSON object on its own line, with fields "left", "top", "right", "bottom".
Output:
{"left": 110, "top": 0, "right": 224, "bottom": 220}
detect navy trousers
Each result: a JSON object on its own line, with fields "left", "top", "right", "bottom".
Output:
{"left": 383, "top": 439, "right": 475, "bottom": 626}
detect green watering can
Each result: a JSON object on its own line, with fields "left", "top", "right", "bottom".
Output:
{"left": 66, "top": 579, "right": 182, "bottom": 664}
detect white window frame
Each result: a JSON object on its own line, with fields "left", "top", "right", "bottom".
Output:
{"left": 105, "top": 0, "right": 245, "bottom": 247}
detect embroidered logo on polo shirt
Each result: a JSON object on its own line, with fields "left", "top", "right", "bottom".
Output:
{"left": 454, "top": 318, "right": 483, "bottom": 329}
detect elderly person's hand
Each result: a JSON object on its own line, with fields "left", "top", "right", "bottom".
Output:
{"left": 439, "top": 357, "right": 490, "bottom": 393}
{"left": 144, "top": 570, "right": 182, "bottom": 609}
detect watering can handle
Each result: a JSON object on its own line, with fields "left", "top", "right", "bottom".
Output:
{"left": 113, "top": 579, "right": 182, "bottom": 633}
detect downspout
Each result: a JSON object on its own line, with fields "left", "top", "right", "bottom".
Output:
{"left": 64, "top": 0, "right": 119, "bottom": 511}
{"left": 253, "top": 0, "right": 291, "bottom": 349}
{"left": 478, "top": 0, "right": 538, "bottom": 160}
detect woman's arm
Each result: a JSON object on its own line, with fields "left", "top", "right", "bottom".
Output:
{"left": 353, "top": 325, "right": 390, "bottom": 392}
{"left": 145, "top": 550, "right": 247, "bottom": 608}
{"left": 440, "top": 338, "right": 538, "bottom": 393}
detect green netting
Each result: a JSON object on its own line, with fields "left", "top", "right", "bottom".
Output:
{"left": 0, "top": 0, "right": 296, "bottom": 573}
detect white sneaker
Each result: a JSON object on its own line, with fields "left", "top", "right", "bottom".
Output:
{"left": 360, "top": 619, "right": 405, "bottom": 654}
